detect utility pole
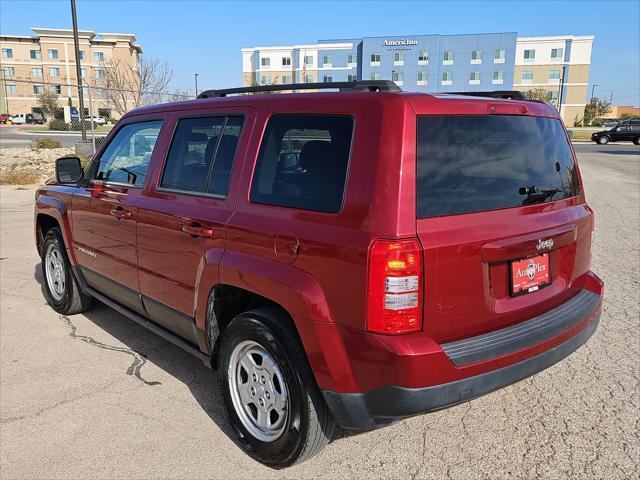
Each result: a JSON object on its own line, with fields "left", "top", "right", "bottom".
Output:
{"left": 70, "top": 0, "right": 87, "bottom": 141}
{"left": 557, "top": 64, "right": 567, "bottom": 117}
{"left": 590, "top": 84, "right": 597, "bottom": 101}
{"left": 194, "top": 73, "right": 199, "bottom": 96}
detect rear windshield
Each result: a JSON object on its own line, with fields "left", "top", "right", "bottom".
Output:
{"left": 416, "top": 115, "right": 580, "bottom": 218}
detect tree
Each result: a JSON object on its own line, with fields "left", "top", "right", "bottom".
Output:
{"left": 37, "top": 90, "right": 59, "bottom": 119}
{"left": 247, "top": 75, "right": 281, "bottom": 94}
{"left": 526, "top": 87, "right": 551, "bottom": 102}
{"left": 583, "top": 97, "right": 612, "bottom": 125}
{"left": 95, "top": 56, "right": 174, "bottom": 116}
{"left": 167, "top": 88, "right": 193, "bottom": 103}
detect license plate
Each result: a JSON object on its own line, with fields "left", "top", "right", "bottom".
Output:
{"left": 510, "top": 253, "right": 551, "bottom": 296}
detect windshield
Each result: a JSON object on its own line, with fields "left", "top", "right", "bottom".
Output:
{"left": 416, "top": 115, "right": 580, "bottom": 218}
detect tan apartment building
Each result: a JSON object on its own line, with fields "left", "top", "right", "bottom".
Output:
{"left": 513, "top": 35, "right": 594, "bottom": 125}
{"left": 0, "top": 27, "right": 141, "bottom": 119}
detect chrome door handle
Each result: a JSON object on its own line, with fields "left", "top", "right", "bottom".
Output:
{"left": 182, "top": 224, "right": 213, "bottom": 238}
{"left": 110, "top": 207, "right": 132, "bottom": 220}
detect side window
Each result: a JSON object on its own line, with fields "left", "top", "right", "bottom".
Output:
{"left": 250, "top": 115, "right": 354, "bottom": 213}
{"left": 94, "top": 120, "right": 162, "bottom": 186}
{"left": 160, "top": 116, "right": 244, "bottom": 196}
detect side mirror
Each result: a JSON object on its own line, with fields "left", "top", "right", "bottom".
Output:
{"left": 56, "top": 156, "right": 83, "bottom": 183}
{"left": 278, "top": 152, "right": 301, "bottom": 172}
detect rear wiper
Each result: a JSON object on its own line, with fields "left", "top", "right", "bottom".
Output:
{"left": 519, "top": 185, "right": 563, "bottom": 205}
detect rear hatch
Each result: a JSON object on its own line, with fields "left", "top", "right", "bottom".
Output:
{"left": 415, "top": 107, "right": 593, "bottom": 343}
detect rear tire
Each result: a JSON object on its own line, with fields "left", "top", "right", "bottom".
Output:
{"left": 219, "top": 308, "right": 335, "bottom": 467}
{"left": 633, "top": 137, "right": 639, "bottom": 145}
{"left": 41, "top": 227, "right": 92, "bottom": 315}
{"left": 597, "top": 135, "right": 610, "bottom": 145}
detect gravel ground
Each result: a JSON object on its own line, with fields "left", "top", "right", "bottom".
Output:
{"left": 0, "top": 143, "right": 638, "bottom": 479}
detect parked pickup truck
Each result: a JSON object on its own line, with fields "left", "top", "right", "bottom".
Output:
{"left": 35, "top": 81, "right": 603, "bottom": 467}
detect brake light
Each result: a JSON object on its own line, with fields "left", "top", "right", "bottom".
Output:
{"left": 366, "top": 239, "right": 423, "bottom": 334}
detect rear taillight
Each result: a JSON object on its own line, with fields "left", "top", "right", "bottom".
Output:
{"left": 366, "top": 239, "right": 423, "bottom": 335}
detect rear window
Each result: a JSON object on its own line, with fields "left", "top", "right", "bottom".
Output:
{"left": 250, "top": 114, "right": 353, "bottom": 213}
{"left": 416, "top": 115, "right": 580, "bottom": 218}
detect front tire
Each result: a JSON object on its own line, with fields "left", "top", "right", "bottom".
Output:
{"left": 597, "top": 135, "right": 610, "bottom": 145}
{"left": 633, "top": 137, "right": 639, "bottom": 145}
{"left": 219, "top": 308, "right": 335, "bottom": 467}
{"left": 41, "top": 227, "right": 92, "bottom": 315}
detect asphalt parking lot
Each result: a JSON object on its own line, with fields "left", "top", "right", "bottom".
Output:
{"left": 1, "top": 143, "right": 638, "bottom": 479}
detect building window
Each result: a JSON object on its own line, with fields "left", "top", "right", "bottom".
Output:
{"left": 370, "top": 72, "right": 380, "bottom": 80}
{"left": 548, "top": 90, "right": 559, "bottom": 105}
{"left": 549, "top": 70, "right": 561, "bottom": 80}
{"left": 417, "top": 71, "right": 427, "bottom": 83}
{"left": 323, "top": 55, "right": 331, "bottom": 66}
{"left": 281, "top": 75, "right": 291, "bottom": 84}
{"left": 551, "top": 48, "right": 563, "bottom": 60}
{"left": 370, "top": 53, "right": 380, "bottom": 64}
{"left": 523, "top": 49, "right": 535, "bottom": 61}
{"left": 48, "top": 49, "right": 58, "bottom": 60}
{"left": 2, "top": 66, "right": 14, "bottom": 77}
{"left": 6, "top": 84, "right": 16, "bottom": 94}
{"left": 392, "top": 71, "right": 404, "bottom": 83}
{"left": 418, "top": 51, "right": 428, "bottom": 63}
{"left": 80, "top": 68, "right": 87, "bottom": 78}
{"left": 282, "top": 57, "right": 291, "bottom": 66}
{"left": 442, "top": 71, "right": 453, "bottom": 84}
{"left": 33, "top": 84, "right": 44, "bottom": 94}
{"left": 260, "top": 75, "right": 272, "bottom": 85}
{"left": 323, "top": 75, "right": 332, "bottom": 83}
{"left": 94, "top": 51, "right": 104, "bottom": 62}
{"left": 79, "top": 50, "right": 85, "bottom": 60}
{"left": 471, "top": 50, "right": 482, "bottom": 63}
{"left": 494, "top": 49, "right": 506, "bottom": 63}
{"left": 32, "top": 67, "right": 43, "bottom": 77}
{"left": 96, "top": 69, "right": 106, "bottom": 79}
{"left": 469, "top": 71, "right": 480, "bottom": 82}
{"left": 492, "top": 70, "right": 504, "bottom": 84}
{"left": 51, "top": 85, "right": 62, "bottom": 94}
{"left": 521, "top": 71, "right": 534, "bottom": 82}
{"left": 261, "top": 57, "right": 270, "bottom": 67}
{"left": 49, "top": 67, "right": 60, "bottom": 77}
{"left": 304, "top": 74, "right": 313, "bottom": 83}
{"left": 443, "top": 51, "right": 454, "bottom": 64}
{"left": 394, "top": 52, "right": 404, "bottom": 65}
{"left": 2, "top": 48, "right": 13, "bottom": 59}
{"left": 304, "top": 55, "right": 313, "bottom": 65}
{"left": 30, "top": 49, "right": 41, "bottom": 59}
{"left": 347, "top": 74, "right": 357, "bottom": 82}
{"left": 347, "top": 54, "right": 356, "bottom": 65}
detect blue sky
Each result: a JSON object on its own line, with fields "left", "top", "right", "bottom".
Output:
{"left": 1, "top": 0, "right": 639, "bottom": 105}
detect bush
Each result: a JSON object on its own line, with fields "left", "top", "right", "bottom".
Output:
{"left": 94, "top": 136, "right": 106, "bottom": 150}
{"left": 48, "top": 119, "right": 69, "bottom": 131}
{"left": 36, "top": 137, "right": 63, "bottom": 149}
{"left": 0, "top": 166, "right": 41, "bottom": 185}
{"left": 69, "top": 121, "right": 93, "bottom": 131}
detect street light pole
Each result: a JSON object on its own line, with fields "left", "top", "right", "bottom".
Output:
{"left": 591, "top": 84, "right": 598, "bottom": 101}
{"left": 70, "top": 0, "right": 87, "bottom": 141}
{"left": 194, "top": 73, "right": 199, "bottom": 96}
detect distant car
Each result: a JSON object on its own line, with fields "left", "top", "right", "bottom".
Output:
{"left": 26, "top": 113, "right": 45, "bottom": 125}
{"left": 88, "top": 116, "right": 106, "bottom": 125}
{"left": 0, "top": 113, "right": 10, "bottom": 124}
{"left": 8, "top": 113, "right": 29, "bottom": 125}
{"left": 591, "top": 119, "right": 640, "bottom": 144}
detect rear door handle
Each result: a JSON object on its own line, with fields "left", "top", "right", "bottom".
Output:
{"left": 182, "top": 224, "right": 213, "bottom": 238}
{"left": 110, "top": 207, "right": 132, "bottom": 220}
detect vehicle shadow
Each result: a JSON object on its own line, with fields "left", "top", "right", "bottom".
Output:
{"left": 33, "top": 263, "right": 362, "bottom": 449}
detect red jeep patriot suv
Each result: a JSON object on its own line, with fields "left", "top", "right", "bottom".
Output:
{"left": 35, "top": 81, "right": 603, "bottom": 466}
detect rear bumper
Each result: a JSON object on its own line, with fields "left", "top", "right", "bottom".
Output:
{"left": 320, "top": 271, "right": 603, "bottom": 429}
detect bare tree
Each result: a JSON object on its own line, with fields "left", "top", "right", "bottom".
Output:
{"left": 526, "top": 87, "right": 551, "bottom": 102}
{"left": 95, "top": 56, "right": 174, "bottom": 116}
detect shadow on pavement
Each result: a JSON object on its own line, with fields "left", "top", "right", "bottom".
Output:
{"left": 33, "top": 262, "right": 363, "bottom": 451}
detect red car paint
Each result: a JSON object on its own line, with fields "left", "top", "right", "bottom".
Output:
{"left": 35, "top": 91, "right": 602, "bottom": 414}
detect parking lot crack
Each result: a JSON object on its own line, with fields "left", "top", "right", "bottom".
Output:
{"left": 58, "top": 314, "right": 161, "bottom": 386}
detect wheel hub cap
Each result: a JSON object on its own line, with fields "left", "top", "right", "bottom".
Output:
{"left": 45, "top": 245, "right": 65, "bottom": 301}
{"left": 228, "top": 340, "right": 289, "bottom": 442}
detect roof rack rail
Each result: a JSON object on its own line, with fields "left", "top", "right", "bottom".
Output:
{"left": 197, "top": 80, "right": 401, "bottom": 98}
{"left": 445, "top": 90, "right": 527, "bottom": 100}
